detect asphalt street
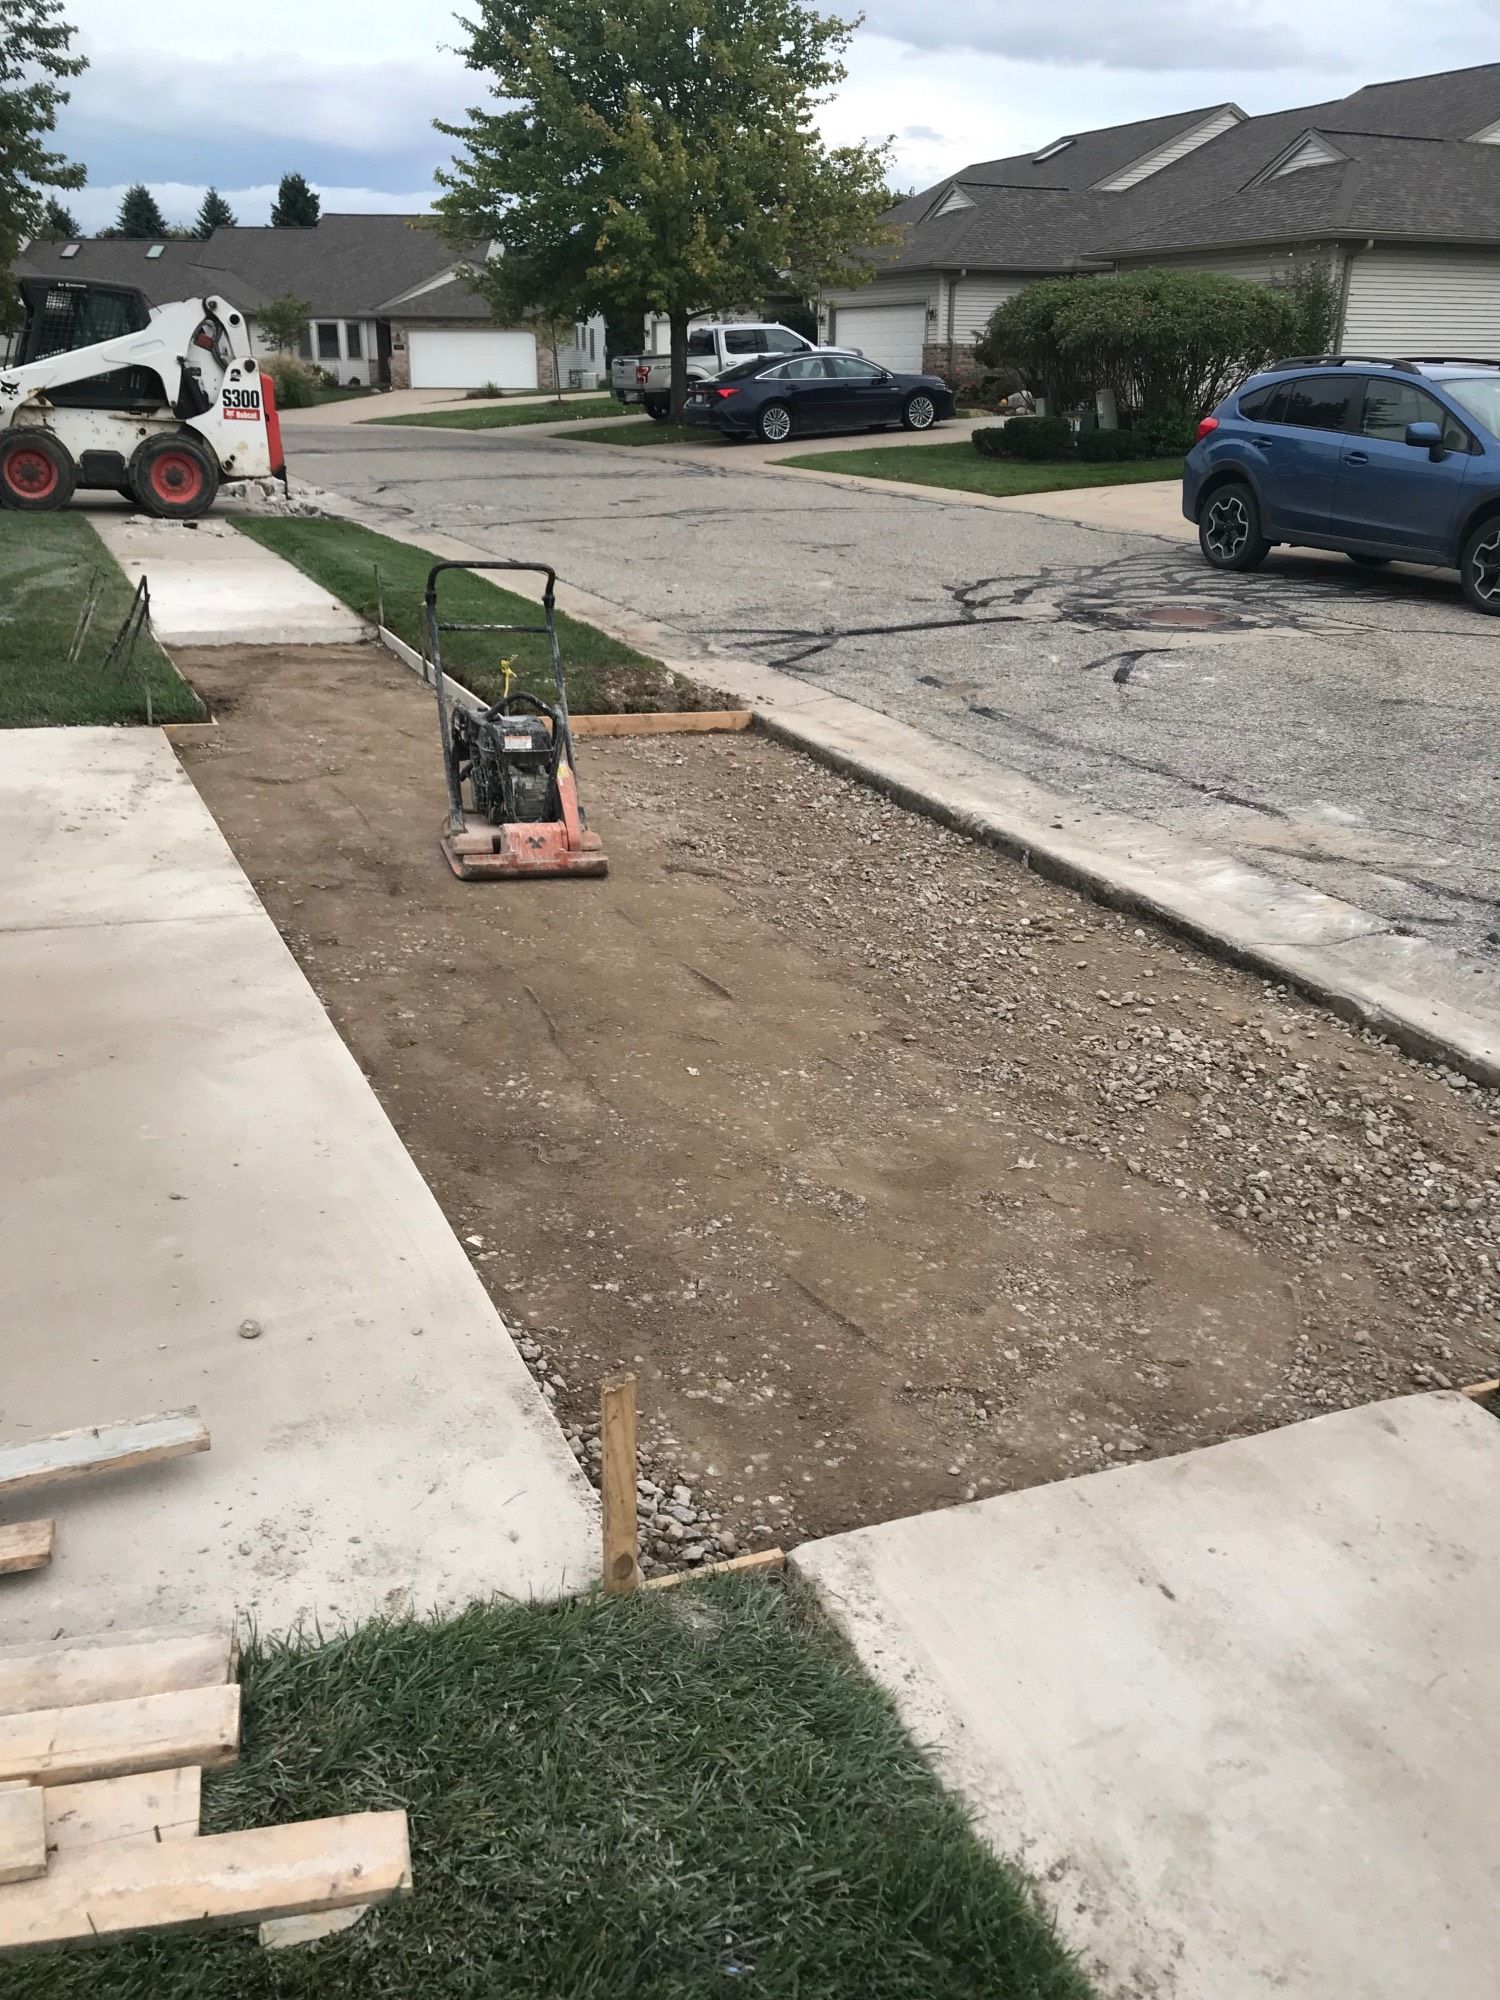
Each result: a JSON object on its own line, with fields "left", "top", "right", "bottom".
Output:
{"left": 292, "top": 421, "right": 1500, "bottom": 967}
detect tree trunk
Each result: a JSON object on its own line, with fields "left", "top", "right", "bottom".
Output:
{"left": 669, "top": 306, "right": 690, "bottom": 423}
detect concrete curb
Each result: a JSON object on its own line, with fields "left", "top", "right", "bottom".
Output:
{"left": 292, "top": 478, "right": 1500, "bottom": 1089}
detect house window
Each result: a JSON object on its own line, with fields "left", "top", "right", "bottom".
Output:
{"left": 589, "top": 325, "right": 596, "bottom": 360}
{"left": 297, "top": 326, "right": 313, "bottom": 360}
{"left": 316, "top": 322, "right": 340, "bottom": 361}
{"left": 344, "top": 322, "right": 363, "bottom": 359}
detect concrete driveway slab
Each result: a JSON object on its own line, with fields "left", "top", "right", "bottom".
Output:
{"left": 795, "top": 1392, "right": 1500, "bottom": 2000}
{"left": 0, "top": 730, "right": 597, "bottom": 1640}
{"left": 91, "top": 512, "right": 367, "bottom": 646}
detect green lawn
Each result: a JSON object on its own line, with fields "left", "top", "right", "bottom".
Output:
{"left": 0, "top": 512, "right": 205, "bottom": 727}
{"left": 779, "top": 441, "right": 1184, "bottom": 496}
{"left": 366, "top": 396, "right": 619, "bottom": 430}
{"left": 234, "top": 515, "right": 720, "bottom": 713}
{"left": 305, "top": 385, "right": 375, "bottom": 407}
{"left": 8, "top": 1582, "right": 1092, "bottom": 2000}
{"left": 560, "top": 419, "right": 710, "bottom": 447}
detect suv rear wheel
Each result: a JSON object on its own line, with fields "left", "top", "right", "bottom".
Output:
{"left": 1198, "top": 480, "right": 1269, "bottom": 572}
{"left": 1460, "top": 515, "right": 1500, "bottom": 615}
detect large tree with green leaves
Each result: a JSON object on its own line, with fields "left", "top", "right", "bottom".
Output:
{"left": 1, "top": 0, "right": 85, "bottom": 305}
{"left": 39, "top": 192, "right": 79, "bottom": 237}
{"left": 271, "top": 171, "right": 319, "bottom": 227}
{"left": 435, "top": 0, "right": 892, "bottom": 417}
{"left": 257, "top": 291, "right": 311, "bottom": 354}
{"left": 194, "top": 185, "right": 237, "bottom": 237}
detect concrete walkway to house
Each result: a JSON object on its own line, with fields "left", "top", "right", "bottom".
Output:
{"left": 0, "top": 729, "right": 598, "bottom": 1641}
{"left": 91, "top": 508, "right": 367, "bottom": 646}
{"left": 794, "top": 1391, "right": 1500, "bottom": 2000}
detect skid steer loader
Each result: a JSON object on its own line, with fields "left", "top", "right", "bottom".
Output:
{"left": 0, "top": 275, "right": 283, "bottom": 518}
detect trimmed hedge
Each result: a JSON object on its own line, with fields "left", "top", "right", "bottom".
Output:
{"left": 973, "top": 413, "right": 1186, "bottom": 465}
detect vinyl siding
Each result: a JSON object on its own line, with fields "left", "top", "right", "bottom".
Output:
{"left": 949, "top": 276, "right": 1031, "bottom": 343}
{"left": 1114, "top": 246, "right": 1305, "bottom": 285}
{"left": 1342, "top": 246, "right": 1500, "bottom": 355}
{"left": 1095, "top": 108, "right": 1242, "bottom": 192}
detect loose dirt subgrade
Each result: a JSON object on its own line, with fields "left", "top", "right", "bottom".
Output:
{"left": 173, "top": 641, "right": 1500, "bottom": 1566}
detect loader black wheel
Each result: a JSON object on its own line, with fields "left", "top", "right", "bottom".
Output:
{"left": 129, "top": 434, "right": 219, "bottom": 520}
{"left": 0, "top": 431, "right": 75, "bottom": 511}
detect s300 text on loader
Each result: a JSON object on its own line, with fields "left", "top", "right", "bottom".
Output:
{"left": 0, "top": 276, "right": 284, "bottom": 518}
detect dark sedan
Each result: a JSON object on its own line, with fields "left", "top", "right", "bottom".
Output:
{"left": 683, "top": 353, "right": 954, "bottom": 444}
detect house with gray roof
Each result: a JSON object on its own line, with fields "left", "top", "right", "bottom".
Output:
{"left": 822, "top": 63, "right": 1500, "bottom": 383}
{"left": 12, "top": 213, "right": 604, "bottom": 392}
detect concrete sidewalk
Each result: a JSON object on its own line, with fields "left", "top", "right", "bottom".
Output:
{"left": 89, "top": 509, "right": 366, "bottom": 647}
{"left": 795, "top": 1392, "right": 1500, "bottom": 2000}
{"left": 0, "top": 730, "right": 598, "bottom": 1640}
{"left": 281, "top": 386, "right": 610, "bottom": 429}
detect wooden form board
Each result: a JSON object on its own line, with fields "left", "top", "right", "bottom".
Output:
{"left": 0, "top": 1788, "right": 45, "bottom": 1886}
{"left": 0, "top": 1410, "right": 208, "bottom": 1500}
{"left": 571, "top": 710, "right": 754, "bottom": 737}
{"left": 0, "top": 1809, "right": 411, "bottom": 1950}
{"left": 0, "top": 1685, "right": 239, "bottom": 1787}
{"left": 45, "top": 1768, "right": 201, "bottom": 1856}
{"left": 641, "top": 1547, "right": 785, "bottom": 1591}
{"left": 0, "top": 1625, "right": 235, "bottom": 1717}
{"left": 0, "top": 1524, "right": 52, "bottom": 1577}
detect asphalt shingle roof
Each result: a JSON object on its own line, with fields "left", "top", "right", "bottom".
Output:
{"left": 884, "top": 63, "right": 1500, "bottom": 274}
{"left": 15, "top": 214, "right": 485, "bottom": 321}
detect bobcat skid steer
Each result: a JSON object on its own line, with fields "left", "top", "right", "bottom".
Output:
{"left": 0, "top": 276, "right": 284, "bottom": 518}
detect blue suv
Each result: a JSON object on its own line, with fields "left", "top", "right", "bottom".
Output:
{"left": 1182, "top": 356, "right": 1500, "bottom": 613}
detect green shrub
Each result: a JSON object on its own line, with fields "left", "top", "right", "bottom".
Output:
{"left": 1132, "top": 405, "right": 1199, "bottom": 456}
{"left": 1075, "top": 426, "right": 1141, "bottom": 461}
{"left": 997, "top": 414, "right": 1073, "bottom": 460}
{"left": 972, "top": 425, "right": 1009, "bottom": 458}
{"left": 262, "top": 355, "right": 315, "bottom": 408}
{"left": 976, "top": 268, "right": 1300, "bottom": 419}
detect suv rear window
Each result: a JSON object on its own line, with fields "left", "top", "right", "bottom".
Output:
{"left": 1280, "top": 376, "right": 1356, "bottom": 432}
{"left": 1238, "top": 383, "right": 1283, "bottom": 421}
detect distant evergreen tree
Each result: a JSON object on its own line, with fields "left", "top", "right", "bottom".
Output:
{"left": 270, "top": 172, "right": 320, "bottom": 227}
{"left": 194, "top": 186, "right": 237, "bottom": 237}
{"left": 39, "top": 195, "right": 80, "bottom": 238}
{"left": 112, "top": 182, "right": 169, "bottom": 238}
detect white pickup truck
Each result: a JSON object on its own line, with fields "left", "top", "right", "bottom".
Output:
{"left": 610, "top": 322, "right": 820, "bottom": 419}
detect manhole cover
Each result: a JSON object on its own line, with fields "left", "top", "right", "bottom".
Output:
{"left": 1134, "top": 603, "right": 1233, "bottom": 629}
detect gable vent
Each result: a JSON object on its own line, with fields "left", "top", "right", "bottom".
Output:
{"left": 1274, "top": 133, "right": 1343, "bottom": 176}
{"left": 1095, "top": 106, "right": 1241, "bottom": 192}
{"left": 934, "top": 185, "right": 975, "bottom": 217}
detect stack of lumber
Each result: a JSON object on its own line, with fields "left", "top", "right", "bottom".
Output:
{"left": 0, "top": 1622, "right": 411, "bottom": 1952}
{"left": 0, "top": 1409, "right": 211, "bottom": 1579}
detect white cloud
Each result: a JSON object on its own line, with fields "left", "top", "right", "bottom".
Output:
{"left": 860, "top": 0, "right": 1332, "bottom": 69}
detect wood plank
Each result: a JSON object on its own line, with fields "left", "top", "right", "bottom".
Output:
{"left": 0, "top": 1685, "right": 239, "bottom": 1787}
{"left": 571, "top": 710, "right": 754, "bottom": 738}
{"left": 600, "top": 1372, "right": 639, "bottom": 1595}
{"left": 0, "top": 1523, "right": 53, "bottom": 1577}
{"left": 641, "top": 1548, "right": 786, "bottom": 1591}
{"left": 0, "top": 1624, "right": 236, "bottom": 1717}
{"left": 260, "top": 1903, "right": 370, "bottom": 1950}
{"left": 1460, "top": 1377, "right": 1499, "bottom": 1401}
{"left": 0, "top": 1410, "right": 208, "bottom": 1500}
{"left": 0, "top": 1810, "right": 411, "bottom": 1951}
{"left": 45, "top": 1768, "right": 201, "bottom": 1855}
{"left": 0, "top": 1787, "right": 45, "bottom": 1886}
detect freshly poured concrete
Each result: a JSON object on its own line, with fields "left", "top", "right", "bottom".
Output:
{"left": 0, "top": 730, "right": 597, "bottom": 1639}
{"left": 795, "top": 1393, "right": 1500, "bottom": 2000}
{"left": 91, "top": 512, "right": 366, "bottom": 646}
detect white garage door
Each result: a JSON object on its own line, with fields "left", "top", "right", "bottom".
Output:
{"left": 407, "top": 329, "right": 538, "bottom": 391}
{"left": 1341, "top": 248, "right": 1500, "bottom": 356}
{"left": 831, "top": 304, "right": 927, "bottom": 373}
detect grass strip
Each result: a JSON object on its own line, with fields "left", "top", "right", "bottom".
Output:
{"left": 6, "top": 1581, "right": 1093, "bottom": 2000}
{"left": 559, "top": 419, "right": 711, "bottom": 447}
{"left": 0, "top": 512, "right": 204, "bottom": 728}
{"left": 233, "top": 516, "right": 719, "bottom": 713}
{"left": 777, "top": 442, "right": 1184, "bottom": 495}
{"left": 366, "top": 397, "right": 620, "bottom": 430}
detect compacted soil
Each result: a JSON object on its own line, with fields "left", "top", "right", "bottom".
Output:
{"left": 173, "top": 641, "right": 1500, "bottom": 1556}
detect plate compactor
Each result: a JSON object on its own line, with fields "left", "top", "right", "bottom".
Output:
{"left": 425, "top": 560, "right": 608, "bottom": 881}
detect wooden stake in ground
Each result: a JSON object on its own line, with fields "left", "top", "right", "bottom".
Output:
{"left": 600, "top": 1373, "right": 639, "bottom": 1595}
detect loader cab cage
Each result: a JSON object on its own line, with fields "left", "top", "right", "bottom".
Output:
{"left": 10, "top": 277, "right": 164, "bottom": 411}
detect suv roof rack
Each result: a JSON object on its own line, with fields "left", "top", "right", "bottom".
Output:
{"left": 1391, "top": 355, "right": 1500, "bottom": 370}
{"left": 1268, "top": 353, "right": 1414, "bottom": 370}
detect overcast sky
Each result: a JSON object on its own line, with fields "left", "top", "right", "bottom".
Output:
{"left": 50, "top": 0, "right": 1500, "bottom": 232}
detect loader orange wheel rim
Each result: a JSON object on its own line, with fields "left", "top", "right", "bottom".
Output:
{"left": 147, "top": 448, "right": 205, "bottom": 506}
{"left": 4, "top": 445, "right": 59, "bottom": 501}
